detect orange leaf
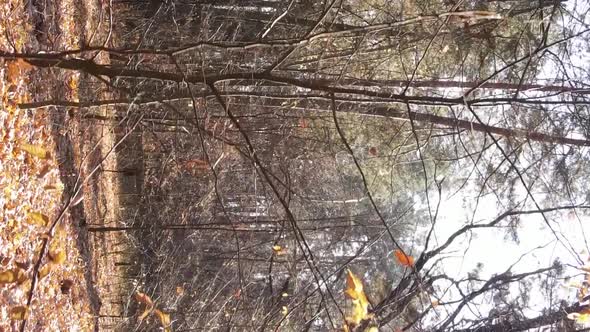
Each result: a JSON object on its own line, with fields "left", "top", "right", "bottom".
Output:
{"left": 299, "top": 118, "right": 308, "bottom": 129}
{"left": 6, "top": 59, "right": 33, "bottom": 84}
{"left": 184, "top": 159, "right": 209, "bottom": 170}
{"left": 394, "top": 249, "right": 414, "bottom": 267}
{"left": 134, "top": 292, "right": 154, "bottom": 307}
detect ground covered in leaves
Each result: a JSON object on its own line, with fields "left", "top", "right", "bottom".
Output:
{"left": 0, "top": 0, "right": 97, "bottom": 330}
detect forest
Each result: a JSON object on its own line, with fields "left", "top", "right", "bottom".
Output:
{"left": 1, "top": 0, "right": 590, "bottom": 331}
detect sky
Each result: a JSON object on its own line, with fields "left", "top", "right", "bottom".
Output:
{"left": 408, "top": 1, "right": 590, "bottom": 327}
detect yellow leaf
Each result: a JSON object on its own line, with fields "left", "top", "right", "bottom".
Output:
{"left": 272, "top": 245, "right": 282, "bottom": 252}
{"left": 27, "top": 212, "right": 49, "bottom": 226}
{"left": 68, "top": 76, "right": 78, "bottom": 91}
{"left": 344, "top": 270, "right": 371, "bottom": 326}
{"left": 137, "top": 308, "right": 152, "bottom": 323}
{"left": 38, "top": 264, "right": 52, "bottom": 279}
{"left": 365, "top": 327, "right": 379, "bottom": 332}
{"left": 135, "top": 291, "right": 154, "bottom": 307}
{"left": 20, "top": 143, "right": 50, "bottom": 159}
{"left": 345, "top": 271, "right": 360, "bottom": 299}
{"left": 0, "top": 268, "right": 25, "bottom": 284}
{"left": 15, "top": 268, "right": 27, "bottom": 284}
{"left": 0, "top": 269, "right": 17, "bottom": 284}
{"left": 281, "top": 306, "right": 288, "bottom": 316}
{"left": 569, "top": 312, "right": 590, "bottom": 323}
{"left": 154, "top": 309, "right": 171, "bottom": 327}
{"left": 44, "top": 183, "right": 64, "bottom": 192}
{"left": 49, "top": 250, "right": 66, "bottom": 264}
{"left": 567, "top": 281, "right": 584, "bottom": 289}
{"left": 10, "top": 306, "right": 28, "bottom": 320}
{"left": 394, "top": 249, "right": 414, "bottom": 267}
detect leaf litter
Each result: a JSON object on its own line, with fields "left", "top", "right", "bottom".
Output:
{"left": 0, "top": 0, "right": 94, "bottom": 329}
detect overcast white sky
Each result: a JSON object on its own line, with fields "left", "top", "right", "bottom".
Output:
{"left": 410, "top": 1, "right": 590, "bottom": 327}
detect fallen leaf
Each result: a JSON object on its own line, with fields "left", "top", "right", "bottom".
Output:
{"left": 14, "top": 261, "right": 30, "bottom": 270}
{"left": 44, "top": 183, "right": 64, "bottom": 191}
{"left": 6, "top": 59, "right": 33, "bottom": 84}
{"left": 49, "top": 250, "right": 67, "bottom": 264}
{"left": 27, "top": 212, "right": 49, "bottom": 227}
{"left": 281, "top": 306, "right": 288, "bottom": 315}
{"left": 37, "top": 164, "right": 51, "bottom": 178}
{"left": 299, "top": 118, "right": 308, "bottom": 129}
{"left": 0, "top": 270, "right": 18, "bottom": 284}
{"left": 38, "top": 265, "right": 52, "bottom": 279}
{"left": 184, "top": 159, "right": 209, "bottom": 170}
{"left": 20, "top": 143, "right": 50, "bottom": 159}
{"left": 0, "top": 268, "right": 25, "bottom": 284}
{"left": 9, "top": 306, "right": 28, "bottom": 320}
{"left": 272, "top": 245, "right": 284, "bottom": 255}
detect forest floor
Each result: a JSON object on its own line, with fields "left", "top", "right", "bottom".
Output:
{"left": 0, "top": 0, "right": 126, "bottom": 330}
